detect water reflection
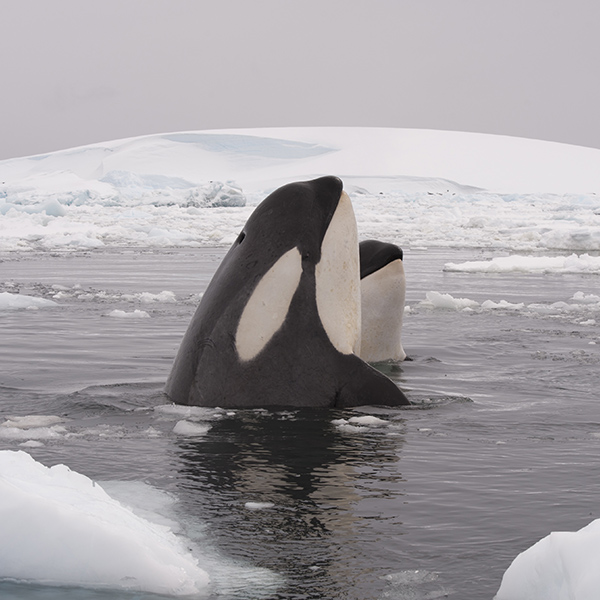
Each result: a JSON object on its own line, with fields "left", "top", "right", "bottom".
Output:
{"left": 175, "top": 409, "right": 408, "bottom": 599}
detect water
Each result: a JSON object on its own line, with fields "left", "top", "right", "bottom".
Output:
{"left": 1, "top": 247, "right": 599, "bottom": 599}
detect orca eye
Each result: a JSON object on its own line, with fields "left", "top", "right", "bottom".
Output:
{"left": 237, "top": 231, "right": 246, "bottom": 245}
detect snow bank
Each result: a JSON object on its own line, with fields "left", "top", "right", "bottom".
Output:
{"left": 0, "top": 450, "right": 209, "bottom": 595}
{"left": 2, "top": 128, "right": 600, "bottom": 252}
{"left": 495, "top": 518, "right": 600, "bottom": 600}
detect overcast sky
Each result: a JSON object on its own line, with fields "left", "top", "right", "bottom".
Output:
{"left": 1, "top": 0, "right": 599, "bottom": 159}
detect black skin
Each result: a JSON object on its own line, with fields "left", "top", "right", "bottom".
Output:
{"left": 165, "top": 176, "right": 409, "bottom": 408}
{"left": 359, "top": 240, "right": 403, "bottom": 280}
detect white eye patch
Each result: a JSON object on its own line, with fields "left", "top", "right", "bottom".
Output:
{"left": 235, "top": 247, "right": 303, "bottom": 362}
{"left": 315, "top": 191, "right": 361, "bottom": 355}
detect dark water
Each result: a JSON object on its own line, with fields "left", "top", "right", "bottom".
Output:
{"left": 1, "top": 247, "right": 599, "bottom": 599}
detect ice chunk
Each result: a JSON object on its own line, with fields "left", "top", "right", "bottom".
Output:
{"left": 107, "top": 309, "right": 151, "bottom": 318}
{"left": 0, "top": 451, "right": 209, "bottom": 595}
{"left": 172, "top": 420, "right": 211, "bottom": 436}
{"left": 420, "top": 291, "right": 479, "bottom": 310}
{"left": 496, "top": 518, "right": 600, "bottom": 600}
{"left": 244, "top": 502, "right": 275, "bottom": 511}
{"left": 0, "top": 292, "right": 58, "bottom": 310}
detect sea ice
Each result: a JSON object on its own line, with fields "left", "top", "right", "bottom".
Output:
{"left": 0, "top": 450, "right": 209, "bottom": 595}
{"left": 172, "top": 420, "right": 211, "bottom": 436}
{"left": 420, "top": 291, "right": 480, "bottom": 311}
{"left": 495, "top": 518, "right": 600, "bottom": 600}
{"left": 0, "top": 292, "right": 58, "bottom": 310}
{"left": 107, "top": 309, "right": 151, "bottom": 318}
{"left": 444, "top": 254, "right": 600, "bottom": 274}
{"left": 2, "top": 128, "right": 600, "bottom": 252}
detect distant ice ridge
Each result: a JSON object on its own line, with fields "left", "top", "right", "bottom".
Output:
{"left": 0, "top": 450, "right": 209, "bottom": 595}
{"left": 1, "top": 127, "right": 600, "bottom": 252}
{"left": 1, "top": 187, "right": 599, "bottom": 252}
{"left": 495, "top": 518, "right": 600, "bottom": 600}
{"left": 1, "top": 172, "right": 245, "bottom": 211}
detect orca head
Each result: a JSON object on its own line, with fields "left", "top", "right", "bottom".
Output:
{"left": 359, "top": 240, "right": 404, "bottom": 280}
{"left": 231, "top": 175, "right": 345, "bottom": 264}
{"left": 233, "top": 176, "right": 361, "bottom": 361}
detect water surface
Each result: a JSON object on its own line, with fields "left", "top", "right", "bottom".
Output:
{"left": 1, "top": 247, "right": 599, "bottom": 599}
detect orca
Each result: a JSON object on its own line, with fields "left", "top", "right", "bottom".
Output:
{"left": 359, "top": 240, "right": 407, "bottom": 362}
{"left": 165, "top": 176, "right": 409, "bottom": 408}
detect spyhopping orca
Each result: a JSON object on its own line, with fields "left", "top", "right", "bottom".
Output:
{"left": 359, "top": 240, "right": 407, "bottom": 362}
{"left": 165, "top": 176, "right": 409, "bottom": 408}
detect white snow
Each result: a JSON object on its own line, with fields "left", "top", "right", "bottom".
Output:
{"left": 1, "top": 127, "right": 600, "bottom": 252}
{"left": 495, "top": 518, "right": 600, "bottom": 600}
{"left": 0, "top": 450, "right": 209, "bottom": 595}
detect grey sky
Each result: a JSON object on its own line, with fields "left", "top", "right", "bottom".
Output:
{"left": 1, "top": 0, "right": 599, "bottom": 159}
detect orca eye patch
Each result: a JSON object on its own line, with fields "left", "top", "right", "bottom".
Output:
{"left": 235, "top": 247, "right": 302, "bottom": 361}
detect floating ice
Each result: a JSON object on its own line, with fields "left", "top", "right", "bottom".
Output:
{"left": 244, "top": 502, "right": 275, "bottom": 511}
{"left": 107, "top": 309, "right": 151, "bottom": 319}
{"left": 332, "top": 416, "right": 392, "bottom": 433}
{"left": 172, "top": 420, "right": 211, "bottom": 436}
{"left": 0, "top": 292, "right": 58, "bottom": 310}
{"left": 419, "top": 291, "right": 479, "bottom": 311}
{"left": 154, "top": 403, "right": 224, "bottom": 420}
{"left": 572, "top": 291, "right": 600, "bottom": 304}
{"left": 495, "top": 518, "right": 600, "bottom": 600}
{"left": 0, "top": 415, "right": 67, "bottom": 441}
{"left": 135, "top": 290, "right": 177, "bottom": 303}
{"left": 415, "top": 290, "right": 600, "bottom": 321}
{"left": 481, "top": 300, "right": 525, "bottom": 310}
{"left": 348, "top": 415, "right": 389, "bottom": 427}
{"left": 444, "top": 253, "right": 600, "bottom": 274}
{"left": 0, "top": 450, "right": 209, "bottom": 595}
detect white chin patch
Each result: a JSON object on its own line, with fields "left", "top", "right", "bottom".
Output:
{"left": 359, "top": 259, "right": 406, "bottom": 362}
{"left": 235, "top": 247, "right": 302, "bottom": 362}
{"left": 315, "top": 191, "right": 361, "bottom": 355}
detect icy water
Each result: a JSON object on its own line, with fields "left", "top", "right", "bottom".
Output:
{"left": 1, "top": 247, "right": 600, "bottom": 600}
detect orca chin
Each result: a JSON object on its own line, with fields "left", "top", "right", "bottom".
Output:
{"left": 165, "top": 176, "right": 409, "bottom": 408}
